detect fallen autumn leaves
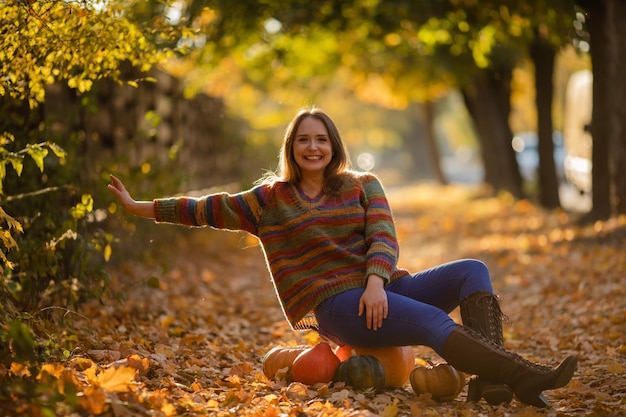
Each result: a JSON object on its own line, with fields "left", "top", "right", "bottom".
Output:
{"left": 2, "top": 183, "right": 625, "bottom": 416}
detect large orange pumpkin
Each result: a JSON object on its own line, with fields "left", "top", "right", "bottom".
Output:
{"left": 409, "top": 363, "right": 466, "bottom": 401}
{"left": 335, "top": 345, "right": 414, "bottom": 387}
{"left": 291, "top": 342, "right": 341, "bottom": 385}
{"left": 262, "top": 345, "right": 309, "bottom": 380}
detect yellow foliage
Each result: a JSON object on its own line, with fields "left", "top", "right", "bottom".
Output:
{"left": 0, "top": 206, "right": 22, "bottom": 268}
{"left": 0, "top": 0, "right": 169, "bottom": 267}
{"left": 0, "top": 1, "right": 166, "bottom": 105}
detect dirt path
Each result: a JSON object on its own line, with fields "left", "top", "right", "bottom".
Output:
{"left": 52, "top": 183, "right": 626, "bottom": 416}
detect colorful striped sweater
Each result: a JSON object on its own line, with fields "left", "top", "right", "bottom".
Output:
{"left": 153, "top": 171, "right": 409, "bottom": 330}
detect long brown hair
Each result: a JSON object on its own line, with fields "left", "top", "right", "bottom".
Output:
{"left": 260, "top": 107, "right": 351, "bottom": 193}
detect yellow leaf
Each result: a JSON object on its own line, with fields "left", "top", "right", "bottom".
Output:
{"left": 104, "top": 244, "right": 112, "bottom": 262}
{"left": 380, "top": 398, "right": 400, "bottom": 417}
{"left": 38, "top": 363, "right": 65, "bottom": 380}
{"left": 126, "top": 354, "right": 150, "bottom": 375}
{"left": 161, "top": 402, "right": 177, "bottom": 416}
{"left": 160, "top": 315, "right": 174, "bottom": 328}
{"left": 77, "top": 78, "right": 92, "bottom": 92}
{"left": 415, "top": 358, "right": 431, "bottom": 367}
{"left": 225, "top": 374, "right": 241, "bottom": 386}
{"left": 80, "top": 385, "right": 108, "bottom": 415}
{"left": 87, "top": 365, "right": 136, "bottom": 393}
{"left": 10, "top": 362, "right": 31, "bottom": 377}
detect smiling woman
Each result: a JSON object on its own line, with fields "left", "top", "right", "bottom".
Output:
{"left": 292, "top": 117, "right": 334, "bottom": 197}
{"left": 108, "top": 106, "right": 577, "bottom": 408}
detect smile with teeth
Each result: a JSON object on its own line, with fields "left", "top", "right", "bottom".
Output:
{"left": 304, "top": 155, "right": 323, "bottom": 160}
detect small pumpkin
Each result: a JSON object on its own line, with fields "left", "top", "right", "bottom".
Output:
{"left": 335, "top": 345, "right": 414, "bottom": 387}
{"left": 409, "top": 363, "right": 466, "bottom": 402}
{"left": 333, "top": 354, "right": 386, "bottom": 391}
{"left": 290, "top": 342, "right": 340, "bottom": 385}
{"left": 262, "top": 345, "right": 309, "bottom": 379}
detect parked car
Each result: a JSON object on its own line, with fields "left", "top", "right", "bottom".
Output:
{"left": 563, "top": 69, "right": 592, "bottom": 194}
{"left": 511, "top": 131, "right": 565, "bottom": 183}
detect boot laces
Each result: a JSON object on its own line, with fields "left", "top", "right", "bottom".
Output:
{"left": 466, "top": 293, "right": 510, "bottom": 345}
{"left": 461, "top": 326, "right": 553, "bottom": 374}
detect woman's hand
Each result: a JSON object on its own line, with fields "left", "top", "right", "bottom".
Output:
{"left": 107, "top": 174, "right": 155, "bottom": 219}
{"left": 359, "top": 274, "right": 388, "bottom": 330}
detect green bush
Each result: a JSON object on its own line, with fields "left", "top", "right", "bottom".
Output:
{"left": 0, "top": 96, "right": 111, "bottom": 367}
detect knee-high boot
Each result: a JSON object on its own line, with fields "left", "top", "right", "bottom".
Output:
{"left": 460, "top": 291, "right": 513, "bottom": 404}
{"left": 442, "top": 326, "right": 578, "bottom": 408}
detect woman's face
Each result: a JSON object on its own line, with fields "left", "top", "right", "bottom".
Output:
{"left": 292, "top": 116, "right": 333, "bottom": 179}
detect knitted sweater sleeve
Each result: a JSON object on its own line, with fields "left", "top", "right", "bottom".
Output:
{"left": 360, "top": 173, "right": 400, "bottom": 283}
{"left": 152, "top": 184, "right": 267, "bottom": 235}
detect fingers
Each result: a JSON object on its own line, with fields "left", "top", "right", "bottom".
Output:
{"left": 108, "top": 174, "right": 125, "bottom": 191}
{"left": 107, "top": 175, "right": 131, "bottom": 209}
{"left": 374, "top": 307, "right": 386, "bottom": 330}
{"left": 359, "top": 287, "right": 388, "bottom": 330}
{"left": 365, "top": 303, "right": 387, "bottom": 330}
{"left": 107, "top": 183, "right": 122, "bottom": 197}
{"left": 107, "top": 175, "right": 131, "bottom": 201}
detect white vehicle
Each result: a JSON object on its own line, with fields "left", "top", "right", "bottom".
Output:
{"left": 563, "top": 70, "right": 593, "bottom": 194}
{"left": 511, "top": 131, "right": 564, "bottom": 183}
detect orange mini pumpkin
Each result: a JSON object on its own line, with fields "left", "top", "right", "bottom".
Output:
{"left": 335, "top": 345, "right": 414, "bottom": 387}
{"left": 409, "top": 363, "right": 466, "bottom": 402}
{"left": 262, "top": 345, "right": 309, "bottom": 379}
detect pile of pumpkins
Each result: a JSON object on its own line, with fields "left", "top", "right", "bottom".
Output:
{"left": 262, "top": 342, "right": 466, "bottom": 401}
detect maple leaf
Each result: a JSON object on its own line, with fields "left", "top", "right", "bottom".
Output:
{"left": 84, "top": 365, "right": 137, "bottom": 393}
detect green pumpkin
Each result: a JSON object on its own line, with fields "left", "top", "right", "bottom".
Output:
{"left": 333, "top": 354, "right": 386, "bottom": 391}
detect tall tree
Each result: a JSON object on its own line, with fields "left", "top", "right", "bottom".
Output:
{"left": 173, "top": 0, "right": 587, "bottom": 201}
{"left": 530, "top": 27, "right": 560, "bottom": 208}
{"left": 576, "top": 0, "right": 626, "bottom": 219}
{"left": 522, "top": 0, "right": 578, "bottom": 208}
{"left": 608, "top": 1, "right": 626, "bottom": 215}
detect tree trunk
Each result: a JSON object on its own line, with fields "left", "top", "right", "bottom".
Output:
{"left": 605, "top": 0, "right": 626, "bottom": 214}
{"left": 403, "top": 104, "right": 431, "bottom": 181}
{"left": 530, "top": 30, "right": 561, "bottom": 209}
{"left": 578, "top": 0, "right": 612, "bottom": 220}
{"left": 462, "top": 68, "right": 524, "bottom": 198}
{"left": 423, "top": 100, "right": 447, "bottom": 185}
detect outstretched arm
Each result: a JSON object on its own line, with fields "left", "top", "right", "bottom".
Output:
{"left": 107, "top": 174, "right": 155, "bottom": 219}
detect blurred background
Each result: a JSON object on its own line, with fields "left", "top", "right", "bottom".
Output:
{"left": 3, "top": 0, "right": 626, "bottom": 314}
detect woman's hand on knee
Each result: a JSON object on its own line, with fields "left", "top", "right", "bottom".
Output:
{"left": 359, "top": 275, "right": 388, "bottom": 330}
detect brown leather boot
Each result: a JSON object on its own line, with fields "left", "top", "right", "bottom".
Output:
{"left": 442, "top": 326, "right": 578, "bottom": 408}
{"left": 460, "top": 291, "right": 513, "bottom": 405}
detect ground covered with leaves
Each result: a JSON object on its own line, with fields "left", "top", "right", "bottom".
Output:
{"left": 3, "top": 183, "right": 625, "bottom": 416}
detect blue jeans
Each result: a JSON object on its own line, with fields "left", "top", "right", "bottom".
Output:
{"left": 314, "top": 259, "right": 493, "bottom": 355}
